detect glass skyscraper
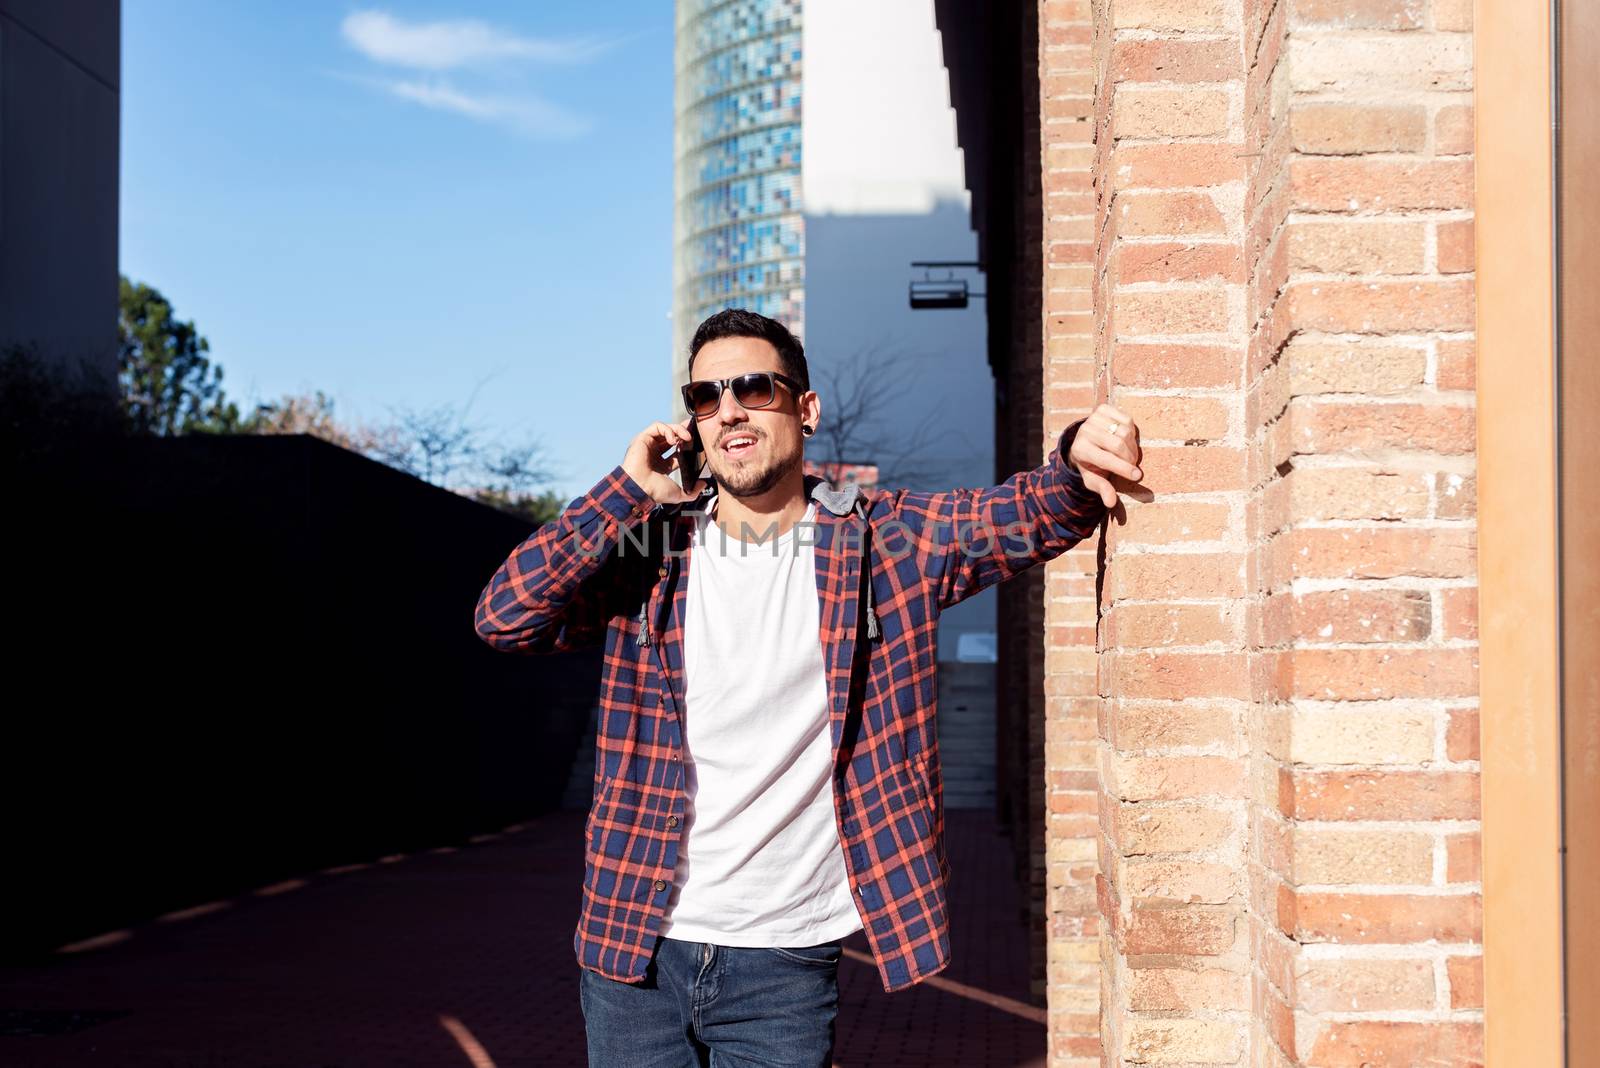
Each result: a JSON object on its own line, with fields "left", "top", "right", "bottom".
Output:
{"left": 672, "top": 0, "right": 805, "bottom": 400}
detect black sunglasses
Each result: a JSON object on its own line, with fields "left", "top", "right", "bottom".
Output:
{"left": 681, "top": 371, "right": 805, "bottom": 418}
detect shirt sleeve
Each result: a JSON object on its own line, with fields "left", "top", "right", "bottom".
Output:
{"left": 473, "top": 465, "right": 657, "bottom": 653}
{"left": 880, "top": 418, "right": 1106, "bottom": 610}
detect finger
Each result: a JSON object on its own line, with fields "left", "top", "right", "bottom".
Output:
{"left": 1088, "top": 409, "right": 1128, "bottom": 443}
{"left": 1080, "top": 469, "right": 1118, "bottom": 509}
{"left": 1078, "top": 443, "right": 1142, "bottom": 482}
{"left": 648, "top": 422, "right": 686, "bottom": 452}
{"left": 1087, "top": 423, "right": 1139, "bottom": 466}
{"left": 1093, "top": 405, "right": 1139, "bottom": 443}
{"left": 673, "top": 476, "right": 707, "bottom": 503}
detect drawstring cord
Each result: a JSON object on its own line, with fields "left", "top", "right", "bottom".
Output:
{"left": 855, "top": 498, "right": 881, "bottom": 642}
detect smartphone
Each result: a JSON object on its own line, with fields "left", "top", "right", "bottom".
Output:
{"left": 676, "top": 421, "right": 705, "bottom": 493}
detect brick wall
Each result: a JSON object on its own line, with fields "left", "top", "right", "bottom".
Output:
{"left": 1038, "top": 2, "right": 1103, "bottom": 1063}
{"left": 1039, "top": 0, "right": 1483, "bottom": 1063}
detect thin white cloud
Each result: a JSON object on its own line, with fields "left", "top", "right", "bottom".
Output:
{"left": 341, "top": 10, "right": 614, "bottom": 70}
{"left": 356, "top": 74, "right": 590, "bottom": 139}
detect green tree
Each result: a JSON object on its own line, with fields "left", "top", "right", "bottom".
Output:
{"left": 118, "top": 276, "right": 241, "bottom": 435}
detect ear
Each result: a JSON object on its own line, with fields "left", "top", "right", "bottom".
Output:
{"left": 800, "top": 390, "right": 822, "bottom": 435}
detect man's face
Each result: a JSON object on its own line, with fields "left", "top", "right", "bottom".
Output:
{"left": 688, "top": 336, "right": 815, "bottom": 499}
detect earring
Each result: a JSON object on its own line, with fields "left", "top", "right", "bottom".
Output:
{"left": 801, "top": 424, "right": 814, "bottom": 436}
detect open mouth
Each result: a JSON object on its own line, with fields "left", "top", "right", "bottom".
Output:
{"left": 721, "top": 433, "right": 758, "bottom": 458}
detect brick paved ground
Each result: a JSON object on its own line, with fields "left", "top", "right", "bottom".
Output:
{"left": 0, "top": 809, "right": 1045, "bottom": 1067}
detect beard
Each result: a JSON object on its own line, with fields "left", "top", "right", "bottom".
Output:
{"left": 711, "top": 438, "right": 800, "bottom": 499}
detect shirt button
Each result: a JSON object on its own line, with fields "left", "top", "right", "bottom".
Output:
{"left": 667, "top": 816, "right": 679, "bottom": 828}
{"left": 654, "top": 879, "right": 668, "bottom": 892}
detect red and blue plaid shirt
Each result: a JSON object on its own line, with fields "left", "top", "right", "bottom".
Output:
{"left": 474, "top": 418, "right": 1103, "bottom": 992}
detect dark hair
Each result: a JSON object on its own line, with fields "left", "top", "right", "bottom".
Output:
{"left": 688, "top": 308, "right": 809, "bottom": 392}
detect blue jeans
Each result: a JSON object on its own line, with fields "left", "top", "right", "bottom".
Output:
{"left": 579, "top": 935, "right": 843, "bottom": 1067}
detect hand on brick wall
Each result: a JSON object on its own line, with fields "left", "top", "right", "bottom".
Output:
{"left": 1066, "top": 403, "right": 1143, "bottom": 508}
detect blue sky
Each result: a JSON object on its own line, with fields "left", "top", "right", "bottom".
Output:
{"left": 121, "top": 2, "right": 675, "bottom": 500}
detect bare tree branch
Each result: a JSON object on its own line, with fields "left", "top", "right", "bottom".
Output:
{"left": 811, "top": 347, "right": 945, "bottom": 489}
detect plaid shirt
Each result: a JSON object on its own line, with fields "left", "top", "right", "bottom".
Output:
{"left": 474, "top": 417, "right": 1103, "bottom": 992}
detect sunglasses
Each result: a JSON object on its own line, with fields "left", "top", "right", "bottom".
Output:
{"left": 681, "top": 371, "right": 806, "bottom": 418}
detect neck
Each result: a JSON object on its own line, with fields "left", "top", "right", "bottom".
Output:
{"left": 712, "top": 468, "right": 809, "bottom": 542}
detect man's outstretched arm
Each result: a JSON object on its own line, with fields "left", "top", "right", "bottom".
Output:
{"left": 884, "top": 403, "right": 1144, "bottom": 610}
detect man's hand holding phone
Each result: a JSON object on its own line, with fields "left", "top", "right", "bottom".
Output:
{"left": 622, "top": 418, "right": 706, "bottom": 506}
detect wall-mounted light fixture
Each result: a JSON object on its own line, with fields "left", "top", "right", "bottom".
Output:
{"left": 909, "top": 261, "right": 986, "bottom": 310}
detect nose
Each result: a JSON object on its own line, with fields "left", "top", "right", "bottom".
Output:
{"left": 717, "top": 385, "right": 750, "bottom": 425}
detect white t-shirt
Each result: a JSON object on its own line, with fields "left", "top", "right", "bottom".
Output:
{"left": 658, "top": 497, "right": 864, "bottom": 947}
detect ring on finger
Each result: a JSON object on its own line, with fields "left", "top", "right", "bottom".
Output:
{"left": 1105, "top": 417, "right": 1122, "bottom": 436}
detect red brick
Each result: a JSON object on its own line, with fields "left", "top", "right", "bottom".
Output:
{"left": 1290, "top": 34, "right": 1473, "bottom": 93}
{"left": 1437, "top": 218, "right": 1475, "bottom": 274}
{"left": 1279, "top": 526, "right": 1476, "bottom": 580}
{"left": 1435, "top": 0, "right": 1473, "bottom": 31}
{"left": 1112, "top": 343, "right": 1240, "bottom": 389}
{"left": 1116, "top": 499, "right": 1233, "bottom": 545}
{"left": 1446, "top": 707, "right": 1480, "bottom": 761}
{"left": 1043, "top": 70, "right": 1095, "bottom": 100}
{"left": 1437, "top": 338, "right": 1476, "bottom": 390}
{"left": 1114, "top": 755, "right": 1246, "bottom": 801}
{"left": 1123, "top": 905, "right": 1237, "bottom": 955}
{"left": 1288, "top": 466, "right": 1432, "bottom": 522}
{"left": 1435, "top": 470, "right": 1476, "bottom": 519}
{"left": 1288, "top": 399, "right": 1476, "bottom": 454}
{"left": 1117, "top": 242, "right": 1244, "bottom": 284}
{"left": 1286, "top": 770, "right": 1480, "bottom": 821}
{"left": 1128, "top": 966, "right": 1249, "bottom": 1011}
{"left": 1112, "top": 702, "right": 1238, "bottom": 750}
{"left": 1116, "top": 287, "right": 1231, "bottom": 335}
{"left": 1287, "top": 646, "right": 1478, "bottom": 700}
{"left": 1446, "top": 833, "right": 1481, "bottom": 883}
{"left": 1112, "top": 0, "right": 1228, "bottom": 32}
{"left": 1286, "top": 279, "right": 1475, "bottom": 333}
{"left": 1114, "top": 143, "right": 1249, "bottom": 188}
{"left": 1290, "top": 103, "right": 1428, "bottom": 154}
{"left": 1117, "top": 392, "right": 1230, "bottom": 440}
{"left": 1287, "top": 890, "right": 1482, "bottom": 943}
{"left": 1286, "top": 338, "right": 1428, "bottom": 396}
{"left": 1041, "top": 22, "right": 1093, "bottom": 48}
{"left": 1447, "top": 954, "right": 1484, "bottom": 1008}
{"left": 1111, "top": 38, "right": 1239, "bottom": 83}
{"left": 1112, "top": 651, "right": 1251, "bottom": 700}
{"left": 1106, "top": 602, "right": 1236, "bottom": 648}
{"left": 1440, "top": 585, "right": 1478, "bottom": 640}
{"left": 1290, "top": 157, "right": 1474, "bottom": 212}
{"left": 1435, "top": 103, "right": 1474, "bottom": 155}
{"left": 1295, "top": 957, "right": 1437, "bottom": 1012}
{"left": 1130, "top": 445, "right": 1245, "bottom": 494}
{"left": 1116, "top": 191, "right": 1227, "bottom": 237}
{"left": 1291, "top": 588, "right": 1431, "bottom": 644}
{"left": 1115, "top": 87, "right": 1230, "bottom": 139}
{"left": 1285, "top": 219, "right": 1426, "bottom": 274}
{"left": 1291, "top": 0, "right": 1425, "bottom": 28}
{"left": 1117, "top": 802, "right": 1238, "bottom": 855}
{"left": 1113, "top": 551, "right": 1246, "bottom": 601}
{"left": 1307, "top": 1021, "right": 1483, "bottom": 1066}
